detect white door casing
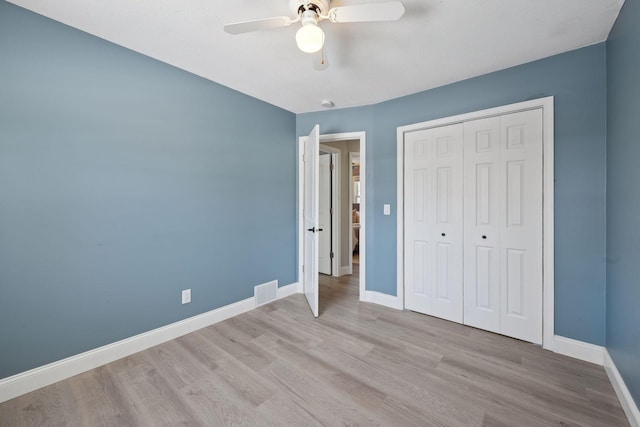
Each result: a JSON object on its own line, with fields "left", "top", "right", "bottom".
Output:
{"left": 303, "top": 125, "right": 320, "bottom": 317}
{"left": 318, "top": 153, "right": 332, "bottom": 275}
{"left": 404, "top": 124, "right": 464, "bottom": 323}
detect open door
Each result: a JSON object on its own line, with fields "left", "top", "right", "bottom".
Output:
{"left": 303, "top": 125, "right": 320, "bottom": 317}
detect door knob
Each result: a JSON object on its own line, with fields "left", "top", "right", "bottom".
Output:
{"left": 482, "top": 235, "right": 487, "bottom": 239}
{"left": 441, "top": 233, "right": 446, "bottom": 237}
{"left": 307, "top": 227, "right": 324, "bottom": 233}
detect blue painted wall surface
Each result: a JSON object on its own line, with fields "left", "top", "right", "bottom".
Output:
{"left": 298, "top": 44, "right": 608, "bottom": 345}
{"left": 0, "top": 1, "right": 296, "bottom": 379}
{"left": 606, "top": 0, "right": 640, "bottom": 407}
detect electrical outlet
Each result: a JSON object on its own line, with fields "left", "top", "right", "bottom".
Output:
{"left": 182, "top": 289, "right": 191, "bottom": 304}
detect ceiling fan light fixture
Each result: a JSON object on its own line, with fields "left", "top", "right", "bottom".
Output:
{"left": 296, "top": 16, "right": 324, "bottom": 53}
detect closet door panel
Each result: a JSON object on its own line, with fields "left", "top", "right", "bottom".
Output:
{"left": 430, "top": 126, "right": 463, "bottom": 322}
{"left": 404, "top": 124, "right": 463, "bottom": 322}
{"left": 404, "top": 130, "right": 432, "bottom": 314}
{"left": 463, "top": 117, "right": 502, "bottom": 334}
{"left": 499, "top": 109, "right": 543, "bottom": 344}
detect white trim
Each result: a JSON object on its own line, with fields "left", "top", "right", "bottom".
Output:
{"left": 0, "top": 281, "right": 299, "bottom": 404}
{"left": 605, "top": 350, "right": 640, "bottom": 427}
{"left": 397, "top": 97, "right": 555, "bottom": 350}
{"left": 396, "top": 126, "right": 405, "bottom": 311}
{"left": 541, "top": 101, "right": 555, "bottom": 351}
{"left": 297, "top": 141, "right": 305, "bottom": 294}
{"left": 552, "top": 335, "right": 605, "bottom": 365}
{"left": 277, "top": 282, "right": 299, "bottom": 299}
{"left": 362, "top": 290, "right": 403, "bottom": 310}
{"left": 339, "top": 265, "right": 352, "bottom": 276}
{"left": 551, "top": 336, "right": 640, "bottom": 427}
{"left": 298, "top": 131, "right": 366, "bottom": 304}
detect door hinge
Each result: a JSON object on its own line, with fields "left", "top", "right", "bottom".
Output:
{"left": 330, "top": 208, "right": 334, "bottom": 215}
{"left": 330, "top": 163, "right": 335, "bottom": 171}
{"left": 330, "top": 252, "right": 334, "bottom": 259}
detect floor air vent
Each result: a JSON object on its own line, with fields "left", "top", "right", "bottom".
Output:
{"left": 255, "top": 280, "right": 278, "bottom": 307}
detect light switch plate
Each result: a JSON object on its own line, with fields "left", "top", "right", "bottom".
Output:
{"left": 182, "top": 289, "right": 191, "bottom": 304}
{"left": 383, "top": 204, "right": 391, "bottom": 215}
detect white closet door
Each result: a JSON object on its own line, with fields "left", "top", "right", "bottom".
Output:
{"left": 404, "top": 124, "right": 463, "bottom": 323}
{"left": 463, "top": 110, "right": 543, "bottom": 344}
{"left": 499, "top": 109, "right": 543, "bottom": 344}
{"left": 463, "top": 117, "right": 502, "bottom": 334}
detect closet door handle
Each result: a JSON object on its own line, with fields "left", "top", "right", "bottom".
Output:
{"left": 441, "top": 233, "right": 446, "bottom": 237}
{"left": 482, "top": 235, "right": 487, "bottom": 239}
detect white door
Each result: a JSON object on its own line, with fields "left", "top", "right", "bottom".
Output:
{"left": 318, "top": 154, "right": 332, "bottom": 275}
{"left": 499, "top": 109, "right": 543, "bottom": 344}
{"left": 303, "top": 125, "right": 320, "bottom": 317}
{"left": 463, "top": 110, "right": 543, "bottom": 344}
{"left": 462, "top": 116, "right": 502, "bottom": 334}
{"left": 404, "top": 123, "right": 464, "bottom": 323}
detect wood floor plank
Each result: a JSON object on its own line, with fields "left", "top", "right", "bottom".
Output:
{"left": 108, "top": 354, "right": 201, "bottom": 426}
{"left": 68, "top": 366, "right": 138, "bottom": 426}
{"left": 0, "top": 264, "right": 629, "bottom": 426}
{"left": 179, "top": 372, "right": 262, "bottom": 426}
{"left": 255, "top": 391, "right": 325, "bottom": 427}
{"left": 259, "top": 361, "right": 382, "bottom": 426}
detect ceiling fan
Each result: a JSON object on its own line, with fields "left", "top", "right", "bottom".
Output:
{"left": 224, "top": 0, "right": 406, "bottom": 69}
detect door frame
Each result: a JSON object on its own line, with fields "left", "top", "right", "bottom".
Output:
{"left": 319, "top": 145, "right": 341, "bottom": 277}
{"left": 396, "top": 97, "right": 555, "bottom": 350}
{"left": 299, "top": 131, "right": 366, "bottom": 303}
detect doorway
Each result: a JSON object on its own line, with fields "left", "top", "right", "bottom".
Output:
{"left": 298, "top": 131, "right": 366, "bottom": 315}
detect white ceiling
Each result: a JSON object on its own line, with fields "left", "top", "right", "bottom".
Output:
{"left": 8, "top": 0, "right": 624, "bottom": 113}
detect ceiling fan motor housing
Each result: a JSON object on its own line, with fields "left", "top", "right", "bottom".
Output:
{"left": 289, "top": 0, "right": 330, "bottom": 17}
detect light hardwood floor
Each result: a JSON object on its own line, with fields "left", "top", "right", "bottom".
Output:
{"left": 0, "top": 265, "right": 629, "bottom": 426}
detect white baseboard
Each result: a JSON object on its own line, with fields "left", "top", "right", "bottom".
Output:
{"left": 277, "top": 282, "right": 298, "bottom": 299}
{"left": 0, "top": 281, "right": 299, "bottom": 404}
{"left": 339, "top": 266, "right": 352, "bottom": 276}
{"left": 552, "top": 336, "right": 639, "bottom": 427}
{"left": 552, "top": 335, "right": 605, "bottom": 365}
{"left": 604, "top": 350, "right": 640, "bottom": 427}
{"left": 362, "top": 290, "right": 403, "bottom": 310}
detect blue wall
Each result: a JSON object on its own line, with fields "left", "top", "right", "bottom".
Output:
{"left": 298, "top": 44, "right": 608, "bottom": 346}
{"left": 0, "top": 1, "right": 296, "bottom": 379}
{"left": 1, "top": 0, "right": 626, "bottom": 385}
{"left": 606, "top": 0, "right": 640, "bottom": 407}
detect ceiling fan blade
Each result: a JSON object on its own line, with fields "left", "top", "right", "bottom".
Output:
{"left": 328, "top": 1, "right": 405, "bottom": 23}
{"left": 224, "top": 16, "right": 293, "bottom": 34}
{"left": 312, "top": 49, "right": 329, "bottom": 71}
